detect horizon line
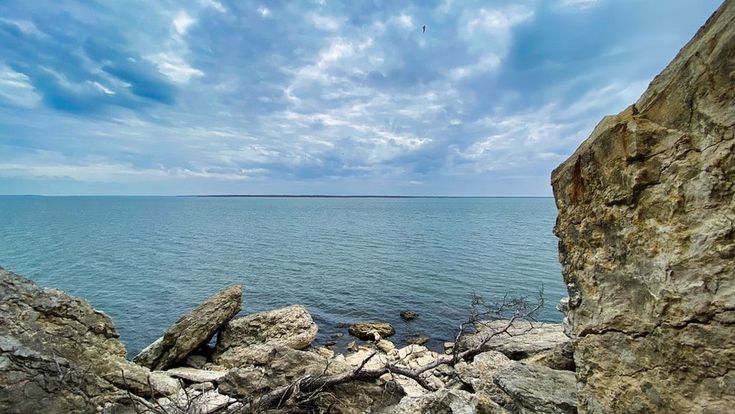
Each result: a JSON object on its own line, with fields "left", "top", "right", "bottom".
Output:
{"left": 0, "top": 194, "right": 554, "bottom": 198}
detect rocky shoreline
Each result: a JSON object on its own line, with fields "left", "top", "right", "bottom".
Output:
{"left": 0, "top": 267, "right": 576, "bottom": 413}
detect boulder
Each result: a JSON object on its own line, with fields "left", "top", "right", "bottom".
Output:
{"left": 133, "top": 285, "right": 241, "bottom": 370}
{"left": 348, "top": 322, "right": 395, "bottom": 340}
{"left": 551, "top": 1, "right": 735, "bottom": 412}
{"left": 218, "top": 345, "right": 331, "bottom": 398}
{"left": 458, "top": 320, "right": 568, "bottom": 359}
{"left": 493, "top": 362, "right": 577, "bottom": 414}
{"left": 213, "top": 304, "right": 317, "bottom": 367}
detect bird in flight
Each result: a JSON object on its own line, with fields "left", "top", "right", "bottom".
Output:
{"left": 422, "top": 25, "right": 426, "bottom": 33}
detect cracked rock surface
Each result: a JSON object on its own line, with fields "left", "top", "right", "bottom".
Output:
{"left": 551, "top": 0, "right": 735, "bottom": 412}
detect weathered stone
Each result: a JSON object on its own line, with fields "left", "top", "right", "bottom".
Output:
{"left": 383, "top": 389, "right": 479, "bottom": 414}
{"left": 165, "top": 367, "right": 227, "bottom": 383}
{"left": 0, "top": 267, "right": 179, "bottom": 413}
{"left": 459, "top": 320, "right": 568, "bottom": 359}
{"left": 0, "top": 335, "right": 133, "bottom": 414}
{"left": 157, "top": 389, "right": 235, "bottom": 414}
{"left": 522, "top": 341, "right": 575, "bottom": 371}
{"left": 551, "top": 1, "right": 735, "bottom": 412}
{"left": 455, "top": 350, "right": 513, "bottom": 392}
{"left": 346, "top": 340, "right": 359, "bottom": 352}
{"left": 217, "top": 345, "right": 331, "bottom": 398}
{"left": 400, "top": 311, "right": 418, "bottom": 321}
{"left": 493, "top": 362, "right": 577, "bottom": 414}
{"left": 213, "top": 304, "right": 317, "bottom": 367}
{"left": 185, "top": 354, "right": 208, "bottom": 369}
{"left": 133, "top": 285, "right": 241, "bottom": 371}
{"left": 348, "top": 322, "right": 395, "bottom": 340}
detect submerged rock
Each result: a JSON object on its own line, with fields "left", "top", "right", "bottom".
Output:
{"left": 400, "top": 311, "right": 418, "bottom": 321}
{"left": 213, "top": 304, "right": 317, "bottom": 368}
{"left": 406, "top": 335, "right": 429, "bottom": 346}
{"left": 133, "top": 284, "right": 241, "bottom": 371}
{"left": 551, "top": 1, "right": 735, "bottom": 411}
{"left": 348, "top": 322, "right": 395, "bottom": 340}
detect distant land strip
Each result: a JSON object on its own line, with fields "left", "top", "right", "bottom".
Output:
{"left": 181, "top": 195, "right": 553, "bottom": 198}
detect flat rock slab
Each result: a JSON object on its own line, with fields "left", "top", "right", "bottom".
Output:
{"left": 493, "top": 362, "right": 577, "bottom": 414}
{"left": 134, "top": 285, "right": 241, "bottom": 370}
{"left": 166, "top": 367, "right": 228, "bottom": 383}
{"left": 459, "top": 320, "right": 568, "bottom": 360}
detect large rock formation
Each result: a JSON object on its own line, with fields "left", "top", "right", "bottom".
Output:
{"left": 134, "top": 284, "right": 241, "bottom": 370}
{"left": 551, "top": 1, "right": 735, "bottom": 412}
{"left": 0, "top": 267, "right": 178, "bottom": 413}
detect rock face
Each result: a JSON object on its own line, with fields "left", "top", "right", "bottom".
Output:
{"left": 133, "top": 284, "right": 241, "bottom": 370}
{"left": 213, "top": 304, "right": 317, "bottom": 367}
{"left": 348, "top": 322, "right": 396, "bottom": 340}
{"left": 0, "top": 267, "right": 179, "bottom": 413}
{"left": 551, "top": 1, "right": 735, "bottom": 412}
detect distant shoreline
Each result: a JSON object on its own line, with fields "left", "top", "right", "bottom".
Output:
{"left": 0, "top": 194, "right": 555, "bottom": 198}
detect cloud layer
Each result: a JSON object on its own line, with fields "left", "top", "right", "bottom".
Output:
{"left": 0, "top": 0, "right": 722, "bottom": 195}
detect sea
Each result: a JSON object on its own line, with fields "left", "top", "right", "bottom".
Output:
{"left": 0, "top": 196, "right": 566, "bottom": 355}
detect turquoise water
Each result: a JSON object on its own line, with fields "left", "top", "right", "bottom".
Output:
{"left": 0, "top": 196, "right": 564, "bottom": 354}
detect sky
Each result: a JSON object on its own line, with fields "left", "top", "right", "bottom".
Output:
{"left": 0, "top": 0, "right": 723, "bottom": 196}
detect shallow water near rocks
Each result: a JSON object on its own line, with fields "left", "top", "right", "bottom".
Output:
{"left": 0, "top": 196, "right": 564, "bottom": 354}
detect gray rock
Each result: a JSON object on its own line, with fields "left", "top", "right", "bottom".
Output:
{"left": 217, "top": 345, "right": 331, "bottom": 398}
{"left": 185, "top": 354, "right": 208, "bottom": 369}
{"left": 551, "top": 1, "right": 735, "bottom": 412}
{"left": 493, "top": 362, "right": 577, "bottom": 414}
{"left": 382, "top": 389, "right": 479, "bottom": 414}
{"left": 133, "top": 285, "right": 241, "bottom": 370}
{"left": 459, "top": 320, "right": 568, "bottom": 360}
{"left": 348, "top": 322, "right": 395, "bottom": 340}
{"left": 0, "top": 268, "right": 181, "bottom": 413}
{"left": 523, "top": 341, "right": 575, "bottom": 371}
{"left": 213, "top": 304, "right": 317, "bottom": 368}
{"left": 165, "top": 367, "right": 227, "bottom": 384}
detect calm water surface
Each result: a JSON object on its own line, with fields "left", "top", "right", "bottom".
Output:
{"left": 0, "top": 196, "right": 564, "bottom": 354}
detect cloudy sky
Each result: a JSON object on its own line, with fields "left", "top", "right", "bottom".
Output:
{"left": 0, "top": 0, "right": 722, "bottom": 195}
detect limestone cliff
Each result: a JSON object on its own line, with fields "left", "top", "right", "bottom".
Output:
{"left": 551, "top": 0, "right": 734, "bottom": 412}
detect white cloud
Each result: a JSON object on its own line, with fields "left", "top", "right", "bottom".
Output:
{"left": 0, "top": 18, "right": 46, "bottom": 38}
{"left": 0, "top": 66, "right": 42, "bottom": 108}
{"left": 257, "top": 7, "right": 271, "bottom": 18}
{"left": 559, "top": 0, "right": 600, "bottom": 10}
{"left": 89, "top": 81, "right": 115, "bottom": 95}
{"left": 308, "top": 13, "right": 344, "bottom": 31}
{"left": 391, "top": 13, "right": 415, "bottom": 30}
{"left": 146, "top": 53, "right": 204, "bottom": 83}
{"left": 173, "top": 11, "right": 196, "bottom": 35}
{"left": 464, "top": 6, "right": 533, "bottom": 35}
{"left": 450, "top": 53, "right": 502, "bottom": 79}
{"left": 202, "top": 0, "right": 226, "bottom": 13}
